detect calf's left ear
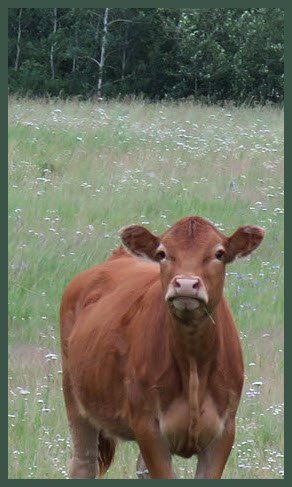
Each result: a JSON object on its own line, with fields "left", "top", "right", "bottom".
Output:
{"left": 118, "top": 224, "right": 160, "bottom": 260}
{"left": 225, "top": 226, "right": 265, "bottom": 263}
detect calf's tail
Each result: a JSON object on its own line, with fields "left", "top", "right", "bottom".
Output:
{"left": 97, "top": 431, "right": 117, "bottom": 477}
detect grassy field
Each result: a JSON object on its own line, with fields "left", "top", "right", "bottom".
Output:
{"left": 8, "top": 97, "right": 284, "bottom": 479}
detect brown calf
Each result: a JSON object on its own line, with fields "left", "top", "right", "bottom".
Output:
{"left": 60, "top": 216, "right": 264, "bottom": 479}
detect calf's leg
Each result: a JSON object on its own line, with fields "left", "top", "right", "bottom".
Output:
{"left": 132, "top": 417, "right": 175, "bottom": 479}
{"left": 195, "top": 416, "right": 235, "bottom": 479}
{"left": 63, "top": 372, "right": 98, "bottom": 479}
{"left": 68, "top": 416, "right": 99, "bottom": 479}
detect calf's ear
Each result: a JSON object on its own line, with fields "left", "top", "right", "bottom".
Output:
{"left": 225, "top": 226, "right": 265, "bottom": 263}
{"left": 118, "top": 225, "right": 160, "bottom": 260}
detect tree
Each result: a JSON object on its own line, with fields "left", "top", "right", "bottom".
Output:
{"left": 14, "top": 8, "right": 22, "bottom": 71}
{"left": 8, "top": 8, "right": 284, "bottom": 103}
{"left": 97, "top": 7, "right": 109, "bottom": 98}
{"left": 50, "top": 8, "right": 58, "bottom": 79}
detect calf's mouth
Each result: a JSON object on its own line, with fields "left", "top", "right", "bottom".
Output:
{"left": 167, "top": 296, "right": 209, "bottom": 324}
{"left": 169, "top": 296, "right": 201, "bottom": 311}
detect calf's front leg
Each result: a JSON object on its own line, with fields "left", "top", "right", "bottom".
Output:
{"left": 132, "top": 416, "right": 175, "bottom": 479}
{"left": 195, "top": 416, "right": 235, "bottom": 479}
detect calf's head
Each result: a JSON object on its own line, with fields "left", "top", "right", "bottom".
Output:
{"left": 119, "top": 216, "right": 264, "bottom": 322}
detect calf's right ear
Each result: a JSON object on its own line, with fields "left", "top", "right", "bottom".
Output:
{"left": 118, "top": 225, "right": 160, "bottom": 260}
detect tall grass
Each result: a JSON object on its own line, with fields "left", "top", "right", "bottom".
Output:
{"left": 8, "top": 97, "right": 284, "bottom": 479}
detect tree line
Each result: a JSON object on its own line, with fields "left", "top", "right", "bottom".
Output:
{"left": 8, "top": 8, "right": 284, "bottom": 104}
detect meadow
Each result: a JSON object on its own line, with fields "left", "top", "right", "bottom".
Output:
{"left": 8, "top": 97, "right": 284, "bottom": 479}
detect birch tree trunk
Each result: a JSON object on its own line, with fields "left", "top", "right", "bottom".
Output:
{"left": 121, "top": 49, "right": 126, "bottom": 81}
{"left": 50, "top": 8, "right": 57, "bottom": 80}
{"left": 121, "top": 24, "right": 129, "bottom": 81}
{"left": 14, "top": 8, "right": 22, "bottom": 71}
{"left": 97, "top": 7, "right": 109, "bottom": 98}
{"left": 72, "top": 25, "right": 78, "bottom": 73}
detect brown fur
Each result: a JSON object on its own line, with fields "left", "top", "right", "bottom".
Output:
{"left": 60, "top": 215, "right": 264, "bottom": 479}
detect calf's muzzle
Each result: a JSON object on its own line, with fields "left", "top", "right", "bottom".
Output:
{"left": 165, "top": 276, "right": 208, "bottom": 314}
{"left": 174, "top": 277, "right": 201, "bottom": 296}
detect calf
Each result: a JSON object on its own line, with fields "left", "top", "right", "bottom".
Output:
{"left": 60, "top": 216, "right": 264, "bottom": 479}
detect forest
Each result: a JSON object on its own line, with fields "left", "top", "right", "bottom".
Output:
{"left": 8, "top": 8, "right": 284, "bottom": 103}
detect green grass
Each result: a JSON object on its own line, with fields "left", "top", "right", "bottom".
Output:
{"left": 8, "top": 97, "right": 284, "bottom": 479}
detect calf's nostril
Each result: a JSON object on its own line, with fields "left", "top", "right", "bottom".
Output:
{"left": 173, "top": 277, "right": 201, "bottom": 292}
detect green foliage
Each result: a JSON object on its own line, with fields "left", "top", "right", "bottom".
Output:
{"left": 8, "top": 8, "right": 283, "bottom": 103}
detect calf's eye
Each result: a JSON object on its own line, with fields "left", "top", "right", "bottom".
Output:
{"left": 156, "top": 250, "right": 166, "bottom": 261}
{"left": 215, "top": 249, "right": 225, "bottom": 261}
